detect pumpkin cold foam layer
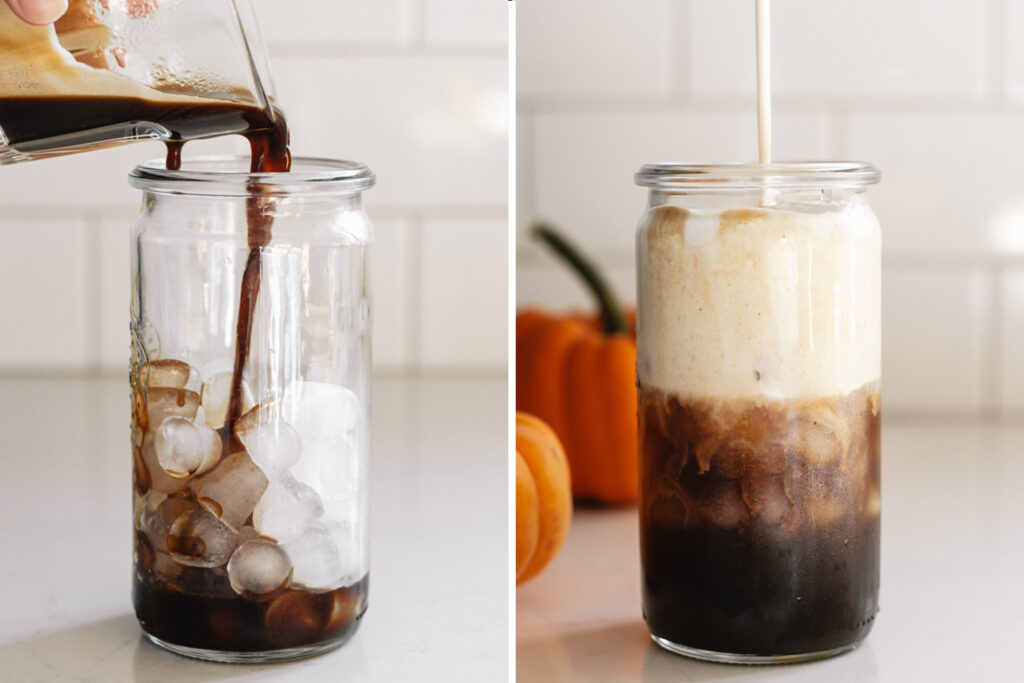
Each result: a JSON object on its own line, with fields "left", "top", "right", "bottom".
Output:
{"left": 636, "top": 201, "right": 881, "bottom": 401}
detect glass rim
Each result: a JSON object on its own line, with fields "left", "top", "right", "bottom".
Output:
{"left": 128, "top": 155, "right": 375, "bottom": 196}
{"left": 635, "top": 161, "right": 880, "bottom": 190}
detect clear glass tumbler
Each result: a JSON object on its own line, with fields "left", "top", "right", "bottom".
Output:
{"left": 635, "top": 163, "right": 881, "bottom": 664}
{"left": 128, "top": 156, "right": 374, "bottom": 662}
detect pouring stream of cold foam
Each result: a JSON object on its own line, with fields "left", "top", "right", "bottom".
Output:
{"left": 755, "top": 0, "right": 773, "bottom": 207}
{"left": 755, "top": 0, "right": 771, "bottom": 166}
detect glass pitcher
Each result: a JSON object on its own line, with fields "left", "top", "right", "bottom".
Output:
{"left": 0, "top": 0, "right": 277, "bottom": 164}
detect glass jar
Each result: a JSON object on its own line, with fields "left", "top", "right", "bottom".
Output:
{"left": 128, "top": 157, "right": 374, "bottom": 662}
{"left": 635, "top": 163, "right": 881, "bottom": 664}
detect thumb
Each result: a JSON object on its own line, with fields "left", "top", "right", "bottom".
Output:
{"left": 5, "top": 0, "right": 68, "bottom": 25}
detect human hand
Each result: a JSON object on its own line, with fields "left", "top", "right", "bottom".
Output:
{"left": 4, "top": 0, "right": 68, "bottom": 25}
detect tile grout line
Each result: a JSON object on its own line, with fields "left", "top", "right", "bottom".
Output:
{"left": 406, "top": 0, "right": 426, "bottom": 53}
{"left": 666, "top": 0, "right": 689, "bottom": 101}
{"left": 520, "top": 94, "right": 1024, "bottom": 116}
{"left": 983, "top": 0, "right": 1007, "bottom": 107}
{"left": 407, "top": 212, "right": 425, "bottom": 375}
{"left": 517, "top": 100, "right": 542, "bottom": 262}
{"left": 86, "top": 210, "right": 103, "bottom": 375}
{"left": 524, "top": 101, "right": 537, "bottom": 240}
{"left": 830, "top": 104, "right": 848, "bottom": 160}
{"left": 987, "top": 263, "right": 1005, "bottom": 416}
{"left": 268, "top": 43, "right": 507, "bottom": 59}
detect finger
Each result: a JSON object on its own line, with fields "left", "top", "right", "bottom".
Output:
{"left": 6, "top": 0, "right": 69, "bottom": 25}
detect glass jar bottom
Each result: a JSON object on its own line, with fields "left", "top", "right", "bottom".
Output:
{"left": 144, "top": 628, "right": 357, "bottom": 664}
{"left": 651, "top": 634, "right": 862, "bottom": 665}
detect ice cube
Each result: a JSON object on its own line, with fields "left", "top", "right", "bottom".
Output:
{"left": 282, "top": 381, "right": 364, "bottom": 502}
{"left": 283, "top": 523, "right": 343, "bottom": 589}
{"left": 142, "top": 494, "right": 195, "bottom": 552}
{"left": 807, "top": 494, "right": 846, "bottom": 527}
{"left": 235, "top": 404, "right": 302, "bottom": 480}
{"left": 132, "top": 445, "right": 151, "bottom": 493}
{"left": 755, "top": 443, "right": 789, "bottom": 475}
{"left": 133, "top": 489, "right": 160, "bottom": 530}
{"left": 146, "top": 388, "right": 200, "bottom": 434}
{"left": 712, "top": 439, "right": 753, "bottom": 479}
{"left": 152, "top": 551, "right": 185, "bottom": 581}
{"left": 326, "top": 520, "right": 367, "bottom": 586}
{"left": 864, "top": 487, "right": 881, "bottom": 518}
{"left": 227, "top": 539, "right": 293, "bottom": 598}
{"left": 645, "top": 489, "right": 693, "bottom": 529}
{"left": 166, "top": 505, "right": 238, "bottom": 568}
{"left": 741, "top": 476, "right": 791, "bottom": 525}
{"left": 281, "top": 381, "right": 361, "bottom": 441}
{"left": 237, "top": 525, "right": 262, "bottom": 544}
{"left": 319, "top": 486, "right": 363, "bottom": 526}
{"left": 700, "top": 481, "right": 746, "bottom": 528}
{"left": 265, "top": 590, "right": 321, "bottom": 644}
{"left": 142, "top": 359, "right": 192, "bottom": 390}
{"left": 201, "top": 371, "right": 254, "bottom": 430}
{"left": 135, "top": 530, "right": 154, "bottom": 573}
{"left": 189, "top": 451, "right": 269, "bottom": 530}
{"left": 140, "top": 439, "right": 189, "bottom": 494}
{"left": 324, "top": 586, "right": 362, "bottom": 633}
{"left": 154, "top": 416, "right": 221, "bottom": 479}
{"left": 290, "top": 435, "right": 361, "bottom": 505}
{"left": 253, "top": 475, "right": 323, "bottom": 543}
{"left": 784, "top": 406, "right": 850, "bottom": 466}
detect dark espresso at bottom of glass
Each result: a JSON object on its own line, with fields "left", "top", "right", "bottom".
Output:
{"left": 639, "top": 383, "right": 880, "bottom": 660}
{"left": 133, "top": 554, "right": 367, "bottom": 657}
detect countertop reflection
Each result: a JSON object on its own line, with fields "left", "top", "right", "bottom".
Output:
{"left": 0, "top": 377, "right": 507, "bottom": 682}
{"left": 517, "top": 422, "right": 1024, "bottom": 682}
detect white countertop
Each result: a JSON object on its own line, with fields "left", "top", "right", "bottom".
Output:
{"left": 0, "top": 377, "right": 507, "bottom": 682}
{"left": 518, "top": 421, "right": 1024, "bottom": 682}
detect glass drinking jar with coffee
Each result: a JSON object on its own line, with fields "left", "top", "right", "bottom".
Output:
{"left": 635, "top": 163, "right": 881, "bottom": 664}
{"left": 129, "top": 157, "right": 374, "bottom": 662}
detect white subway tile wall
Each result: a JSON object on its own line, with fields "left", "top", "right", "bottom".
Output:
{"left": 0, "top": 217, "right": 95, "bottom": 370}
{"left": 251, "top": 0, "right": 417, "bottom": 46}
{"left": 517, "top": 0, "right": 1022, "bottom": 417}
{"left": 518, "top": 0, "right": 673, "bottom": 98}
{"left": 686, "top": 1, "right": 988, "bottom": 100}
{"left": 0, "top": 1, "right": 507, "bottom": 377}
{"left": 419, "top": 218, "right": 508, "bottom": 369}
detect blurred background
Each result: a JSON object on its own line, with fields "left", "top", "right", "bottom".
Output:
{"left": 0, "top": 0, "right": 508, "bottom": 379}
{"left": 517, "top": 0, "right": 1024, "bottom": 419}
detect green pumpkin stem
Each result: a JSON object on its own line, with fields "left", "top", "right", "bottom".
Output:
{"left": 532, "top": 223, "right": 628, "bottom": 335}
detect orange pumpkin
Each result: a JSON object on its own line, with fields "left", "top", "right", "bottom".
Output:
{"left": 517, "top": 226, "right": 638, "bottom": 504}
{"left": 516, "top": 411, "right": 572, "bottom": 585}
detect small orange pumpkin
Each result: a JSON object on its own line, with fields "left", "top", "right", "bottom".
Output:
{"left": 517, "top": 225, "right": 638, "bottom": 504}
{"left": 516, "top": 411, "right": 572, "bottom": 585}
